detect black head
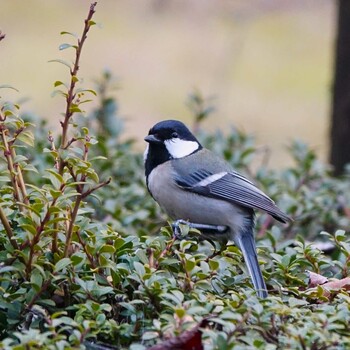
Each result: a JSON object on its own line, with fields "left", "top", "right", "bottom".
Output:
{"left": 144, "top": 120, "right": 202, "bottom": 177}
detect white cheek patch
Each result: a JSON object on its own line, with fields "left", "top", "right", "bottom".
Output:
{"left": 196, "top": 172, "right": 227, "bottom": 187}
{"left": 143, "top": 144, "right": 149, "bottom": 163}
{"left": 164, "top": 138, "right": 199, "bottom": 158}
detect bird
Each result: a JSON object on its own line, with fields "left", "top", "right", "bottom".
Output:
{"left": 144, "top": 120, "right": 291, "bottom": 298}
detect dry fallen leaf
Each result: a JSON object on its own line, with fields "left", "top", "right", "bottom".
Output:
{"left": 148, "top": 320, "right": 207, "bottom": 350}
{"left": 307, "top": 270, "right": 328, "bottom": 288}
{"left": 305, "top": 271, "right": 350, "bottom": 302}
{"left": 321, "top": 277, "right": 350, "bottom": 298}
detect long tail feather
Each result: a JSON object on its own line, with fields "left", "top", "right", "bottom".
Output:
{"left": 236, "top": 229, "right": 268, "bottom": 298}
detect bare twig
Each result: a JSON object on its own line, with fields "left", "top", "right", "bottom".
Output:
{"left": 64, "top": 195, "right": 82, "bottom": 258}
{"left": 81, "top": 177, "right": 112, "bottom": 199}
{"left": 25, "top": 278, "right": 52, "bottom": 312}
{"left": 0, "top": 128, "right": 23, "bottom": 206}
{"left": 59, "top": 2, "right": 97, "bottom": 156}
{"left": 26, "top": 186, "right": 62, "bottom": 277}
{"left": 155, "top": 236, "right": 176, "bottom": 269}
{"left": 62, "top": 137, "right": 77, "bottom": 150}
{"left": 64, "top": 176, "right": 111, "bottom": 258}
{"left": 0, "top": 204, "right": 18, "bottom": 249}
{"left": 76, "top": 230, "right": 96, "bottom": 268}
{"left": 257, "top": 216, "right": 273, "bottom": 238}
{"left": 10, "top": 147, "right": 29, "bottom": 205}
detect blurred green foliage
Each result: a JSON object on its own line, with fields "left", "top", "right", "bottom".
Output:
{"left": 1, "top": 6, "right": 350, "bottom": 350}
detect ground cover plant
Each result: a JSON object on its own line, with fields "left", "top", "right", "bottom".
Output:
{"left": 1, "top": 3, "right": 350, "bottom": 349}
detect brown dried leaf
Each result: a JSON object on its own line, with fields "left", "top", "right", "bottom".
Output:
{"left": 305, "top": 275, "right": 350, "bottom": 303}
{"left": 148, "top": 320, "right": 206, "bottom": 350}
{"left": 307, "top": 270, "right": 328, "bottom": 288}
{"left": 321, "top": 277, "right": 350, "bottom": 298}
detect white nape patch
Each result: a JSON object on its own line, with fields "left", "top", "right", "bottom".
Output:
{"left": 164, "top": 138, "right": 199, "bottom": 159}
{"left": 143, "top": 144, "right": 149, "bottom": 163}
{"left": 196, "top": 172, "right": 227, "bottom": 187}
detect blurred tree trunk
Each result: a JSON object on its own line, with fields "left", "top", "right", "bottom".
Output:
{"left": 330, "top": 0, "right": 350, "bottom": 175}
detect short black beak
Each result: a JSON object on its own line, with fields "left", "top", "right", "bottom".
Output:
{"left": 144, "top": 134, "right": 162, "bottom": 144}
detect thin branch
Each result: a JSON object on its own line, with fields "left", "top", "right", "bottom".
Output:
{"left": 0, "top": 128, "right": 23, "bottom": 207}
{"left": 10, "top": 147, "right": 29, "bottom": 205}
{"left": 0, "top": 204, "right": 18, "bottom": 249}
{"left": 76, "top": 230, "right": 96, "bottom": 268}
{"left": 59, "top": 2, "right": 97, "bottom": 154}
{"left": 26, "top": 191, "right": 61, "bottom": 277}
{"left": 48, "top": 132, "right": 59, "bottom": 170}
{"left": 25, "top": 278, "right": 52, "bottom": 312}
{"left": 155, "top": 236, "right": 176, "bottom": 269}
{"left": 81, "top": 177, "right": 111, "bottom": 199}
{"left": 257, "top": 216, "right": 273, "bottom": 238}
{"left": 64, "top": 195, "right": 82, "bottom": 258}
{"left": 62, "top": 137, "right": 77, "bottom": 150}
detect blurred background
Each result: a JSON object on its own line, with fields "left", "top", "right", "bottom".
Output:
{"left": 1, "top": 0, "right": 335, "bottom": 167}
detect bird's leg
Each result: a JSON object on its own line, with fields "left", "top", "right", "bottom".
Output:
{"left": 171, "top": 219, "right": 228, "bottom": 239}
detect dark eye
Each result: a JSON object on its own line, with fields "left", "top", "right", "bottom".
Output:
{"left": 171, "top": 132, "right": 179, "bottom": 138}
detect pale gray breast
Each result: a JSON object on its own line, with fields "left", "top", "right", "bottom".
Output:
{"left": 148, "top": 161, "right": 246, "bottom": 232}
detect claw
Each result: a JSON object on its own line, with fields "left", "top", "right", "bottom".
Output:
{"left": 171, "top": 220, "right": 228, "bottom": 239}
{"left": 171, "top": 219, "right": 189, "bottom": 238}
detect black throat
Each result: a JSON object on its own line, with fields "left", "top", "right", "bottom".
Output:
{"left": 145, "top": 143, "right": 171, "bottom": 180}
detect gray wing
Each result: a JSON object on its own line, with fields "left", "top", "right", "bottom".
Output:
{"left": 175, "top": 169, "right": 291, "bottom": 223}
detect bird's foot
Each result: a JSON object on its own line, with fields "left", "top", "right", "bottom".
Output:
{"left": 171, "top": 219, "right": 228, "bottom": 239}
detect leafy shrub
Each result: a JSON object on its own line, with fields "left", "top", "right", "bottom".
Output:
{"left": 1, "top": 3, "right": 350, "bottom": 350}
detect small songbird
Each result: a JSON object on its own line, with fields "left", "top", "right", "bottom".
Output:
{"left": 144, "top": 120, "right": 291, "bottom": 298}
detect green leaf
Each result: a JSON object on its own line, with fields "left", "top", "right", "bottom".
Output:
{"left": 134, "top": 261, "right": 145, "bottom": 277}
{"left": 175, "top": 308, "right": 186, "bottom": 318}
{"left": 0, "top": 84, "right": 19, "bottom": 92}
{"left": 142, "top": 332, "right": 159, "bottom": 341}
{"left": 4, "top": 109, "right": 15, "bottom": 117}
{"left": 51, "top": 89, "right": 68, "bottom": 98}
{"left": 32, "top": 264, "right": 48, "bottom": 279}
{"left": 19, "top": 203, "right": 41, "bottom": 216}
{"left": 59, "top": 43, "right": 76, "bottom": 51}
{"left": 209, "top": 259, "right": 219, "bottom": 271}
{"left": 90, "top": 156, "right": 107, "bottom": 161}
{"left": 76, "top": 88, "right": 97, "bottom": 96}
{"left": 69, "top": 105, "right": 83, "bottom": 114}
{"left": 16, "top": 131, "right": 34, "bottom": 147}
{"left": 49, "top": 189, "right": 62, "bottom": 199}
{"left": 136, "top": 249, "right": 149, "bottom": 264}
{"left": 19, "top": 224, "right": 37, "bottom": 237}
{"left": 0, "top": 176, "right": 11, "bottom": 182}
{"left": 23, "top": 164, "right": 38, "bottom": 173}
{"left": 0, "top": 266, "right": 18, "bottom": 273}
{"left": 54, "top": 80, "right": 65, "bottom": 87}
{"left": 54, "top": 258, "right": 72, "bottom": 272}
{"left": 48, "top": 59, "right": 72, "bottom": 70}
{"left": 185, "top": 259, "right": 196, "bottom": 272}
{"left": 30, "top": 270, "right": 43, "bottom": 292}
{"left": 39, "top": 299, "right": 56, "bottom": 307}
{"left": 46, "top": 169, "right": 64, "bottom": 184}
{"left": 281, "top": 254, "right": 291, "bottom": 267}
{"left": 335, "top": 230, "right": 346, "bottom": 241}
{"left": 288, "top": 297, "right": 309, "bottom": 308}
{"left": 13, "top": 155, "right": 28, "bottom": 163}
{"left": 86, "top": 169, "right": 99, "bottom": 183}
{"left": 71, "top": 254, "right": 84, "bottom": 266}
{"left": 60, "top": 31, "right": 78, "bottom": 38}
{"left": 99, "top": 245, "right": 116, "bottom": 254}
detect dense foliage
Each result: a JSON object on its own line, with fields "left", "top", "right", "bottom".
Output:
{"left": 1, "top": 3, "right": 350, "bottom": 349}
